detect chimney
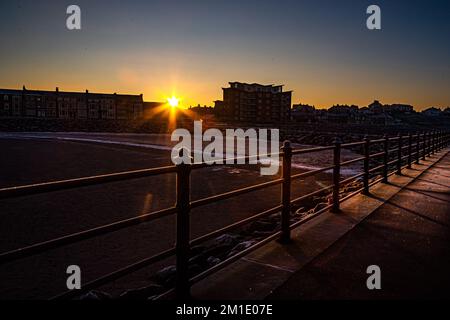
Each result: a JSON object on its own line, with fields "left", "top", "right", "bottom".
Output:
{"left": 86, "top": 89, "right": 89, "bottom": 94}
{"left": 56, "top": 87, "right": 59, "bottom": 93}
{"left": 22, "top": 85, "right": 26, "bottom": 91}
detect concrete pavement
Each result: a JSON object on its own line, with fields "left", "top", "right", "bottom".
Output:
{"left": 268, "top": 150, "right": 450, "bottom": 299}
{"left": 193, "top": 148, "right": 450, "bottom": 300}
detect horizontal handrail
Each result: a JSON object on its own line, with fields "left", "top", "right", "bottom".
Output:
{"left": 291, "top": 165, "right": 335, "bottom": 180}
{"left": 340, "top": 172, "right": 365, "bottom": 185}
{"left": 190, "top": 178, "right": 283, "bottom": 209}
{"left": 189, "top": 230, "right": 282, "bottom": 285}
{"left": 190, "top": 205, "right": 282, "bottom": 246}
{"left": 192, "top": 151, "right": 284, "bottom": 169}
{"left": 340, "top": 156, "right": 365, "bottom": 167}
{"left": 184, "top": 198, "right": 337, "bottom": 293}
{"left": 0, "top": 165, "right": 177, "bottom": 200}
{"left": 289, "top": 204, "right": 333, "bottom": 229}
{"left": 291, "top": 145, "right": 335, "bottom": 155}
{"left": 52, "top": 247, "right": 176, "bottom": 300}
{"left": 341, "top": 141, "right": 365, "bottom": 148}
{"left": 369, "top": 151, "right": 385, "bottom": 159}
{"left": 368, "top": 164, "right": 385, "bottom": 173}
{"left": 387, "top": 159, "right": 398, "bottom": 166}
{"left": 339, "top": 186, "right": 365, "bottom": 203}
{"left": 291, "top": 185, "right": 333, "bottom": 205}
{"left": 368, "top": 176, "right": 385, "bottom": 188}
{"left": 0, "top": 130, "right": 447, "bottom": 300}
{"left": 0, "top": 206, "right": 177, "bottom": 264}
{"left": 387, "top": 148, "right": 400, "bottom": 154}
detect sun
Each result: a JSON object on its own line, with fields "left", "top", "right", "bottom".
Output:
{"left": 167, "top": 96, "right": 180, "bottom": 108}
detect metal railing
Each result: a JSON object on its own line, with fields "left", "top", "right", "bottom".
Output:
{"left": 0, "top": 130, "right": 448, "bottom": 300}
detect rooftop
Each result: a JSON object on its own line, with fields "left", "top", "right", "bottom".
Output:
{"left": 0, "top": 87, "right": 143, "bottom": 99}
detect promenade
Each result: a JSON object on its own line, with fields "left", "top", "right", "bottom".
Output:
{"left": 0, "top": 133, "right": 447, "bottom": 300}
{"left": 194, "top": 149, "right": 450, "bottom": 299}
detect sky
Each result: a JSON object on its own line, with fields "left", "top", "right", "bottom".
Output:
{"left": 0, "top": 0, "right": 449, "bottom": 110}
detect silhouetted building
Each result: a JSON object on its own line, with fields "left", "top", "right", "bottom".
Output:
{"left": 368, "top": 100, "right": 384, "bottom": 113}
{"left": 422, "top": 107, "right": 442, "bottom": 117}
{"left": 292, "top": 103, "right": 315, "bottom": 113}
{"left": 368, "top": 100, "right": 414, "bottom": 114}
{"left": 0, "top": 86, "right": 145, "bottom": 120}
{"left": 189, "top": 105, "right": 214, "bottom": 115}
{"left": 214, "top": 100, "right": 225, "bottom": 117}
{"left": 219, "top": 82, "right": 292, "bottom": 123}
{"left": 142, "top": 101, "right": 165, "bottom": 118}
{"left": 291, "top": 103, "right": 316, "bottom": 123}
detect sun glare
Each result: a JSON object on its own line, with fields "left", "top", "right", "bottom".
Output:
{"left": 146, "top": 94, "right": 191, "bottom": 132}
{"left": 167, "top": 96, "right": 179, "bottom": 108}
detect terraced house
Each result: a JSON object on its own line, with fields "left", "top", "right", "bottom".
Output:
{"left": 0, "top": 86, "right": 144, "bottom": 120}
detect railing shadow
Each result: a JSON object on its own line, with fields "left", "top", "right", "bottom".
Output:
{"left": 401, "top": 186, "right": 450, "bottom": 203}
{"left": 0, "top": 131, "right": 447, "bottom": 299}
{"left": 367, "top": 194, "right": 450, "bottom": 229}
{"left": 415, "top": 178, "right": 450, "bottom": 189}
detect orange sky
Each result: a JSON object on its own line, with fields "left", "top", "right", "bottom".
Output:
{"left": 1, "top": 1, "right": 449, "bottom": 111}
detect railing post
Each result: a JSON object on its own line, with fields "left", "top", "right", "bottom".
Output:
{"left": 430, "top": 131, "right": 434, "bottom": 155}
{"left": 175, "top": 159, "right": 192, "bottom": 300}
{"left": 415, "top": 133, "right": 420, "bottom": 164}
{"left": 434, "top": 131, "right": 439, "bottom": 153}
{"left": 396, "top": 133, "right": 402, "bottom": 175}
{"left": 407, "top": 133, "right": 412, "bottom": 169}
{"left": 382, "top": 134, "right": 389, "bottom": 183}
{"left": 422, "top": 132, "right": 426, "bottom": 160}
{"left": 426, "top": 131, "right": 431, "bottom": 156}
{"left": 431, "top": 131, "right": 435, "bottom": 155}
{"left": 435, "top": 131, "right": 438, "bottom": 153}
{"left": 435, "top": 131, "right": 438, "bottom": 152}
{"left": 433, "top": 131, "right": 437, "bottom": 153}
{"left": 443, "top": 131, "right": 446, "bottom": 149}
{"left": 331, "top": 137, "right": 341, "bottom": 213}
{"left": 436, "top": 131, "right": 439, "bottom": 151}
{"left": 280, "top": 140, "right": 292, "bottom": 243}
{"left": 437, "top": 131, "right": 440, "bottom": 150}
{"left": 429, "top": 131, "right": 432, "bottom": 155}
{"left": 363, "top": 136, "right": 370, "bottom": 195}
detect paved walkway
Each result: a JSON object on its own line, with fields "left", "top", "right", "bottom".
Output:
{"left": 268, "top": 151, "right": 450, "bottom": 299}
